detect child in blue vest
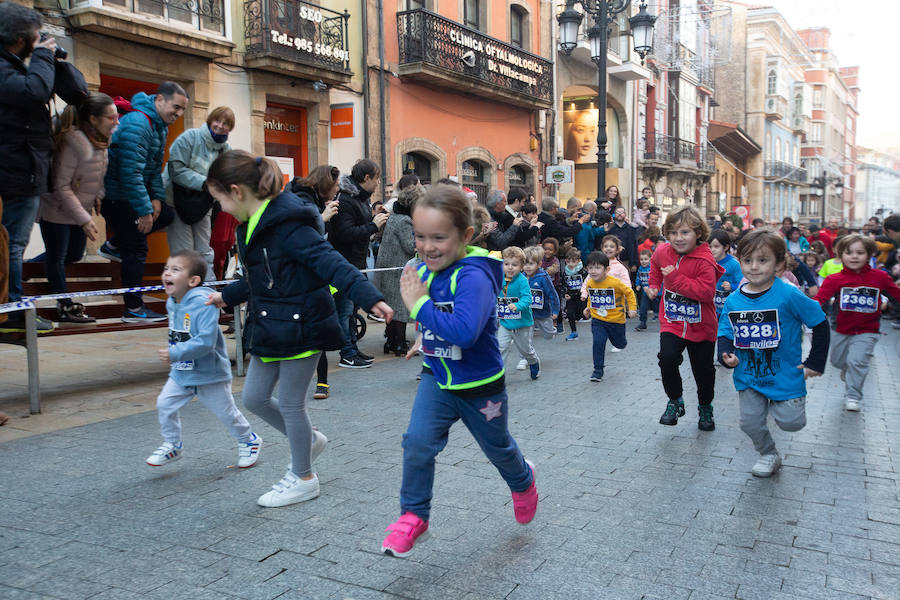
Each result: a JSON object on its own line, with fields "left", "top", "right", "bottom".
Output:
{"left": 382, "top": 184, "right": 537, "bottom": 558}
{"left": 634, "top": 248, "right": 653, "bottom": 330}
{"left": 709, "top": 229, "right": 743, "bottom": 317}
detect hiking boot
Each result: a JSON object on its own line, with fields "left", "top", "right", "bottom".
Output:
{"left": 698, "top": 404, "right": 715, "bottom": 431}
{"left": 382, "top": 512, "right": 429, "bottom": 558}
{"left": 659, "top": 398, "right": 685, "bottom": 426}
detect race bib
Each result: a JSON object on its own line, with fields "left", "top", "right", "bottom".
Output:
{"left": 728, "top": 309, "right": 781, "bottom": 349}
{"left": 530, "top": 289, "right": 544, "bottom": 310}
{"left": 663, "top": 290, "right": 701, "bottom": 323}
{"left": 497, "top": 297, "right": 522, "bottom": 320}
{"left": 565, "top": 275, "right": 583, "bottom": 290}
{"left": 588, "top": 288, "right": 616, "bottom": 314}
{"left": 420, "top": 301, "right": 462, "bottom": 360}
{"left": 637, "top": 271, "right": 649, "bottom": 287}
{"left": 714, "top": 289, "right": 730, "bottom": 310}
{"left": 839, "top": 286, "right": 879, "bottom": 313}
{"left": 168, "top": 315, "right": 194, "bottom": 371}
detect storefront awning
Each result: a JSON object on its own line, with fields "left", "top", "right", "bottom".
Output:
{"left": 708, "top": 120, "right": 761, "bottom": 161}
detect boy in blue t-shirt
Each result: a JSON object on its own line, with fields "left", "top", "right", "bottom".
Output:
{"left": 718, "top": 230, "right": 830, "bottom": 478}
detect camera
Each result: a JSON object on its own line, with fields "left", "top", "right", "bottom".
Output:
{"left": 39, "top": 32, "right": 68, "bottom": 60}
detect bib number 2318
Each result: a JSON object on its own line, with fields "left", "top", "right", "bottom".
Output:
{"left": 663, "top": 290, "right": 701, "bottom": 323}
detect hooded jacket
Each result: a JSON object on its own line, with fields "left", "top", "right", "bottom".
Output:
{"left": 221, "top": 191, "right": 384, "bottom": 357}
{"left": 498, "top": 271, "right": 533, "bottom": 330}
{"left": 814, "top": 264, "right": 900, "bottom": 335}
{"left": 409, "top": 247, "right": 505, "bottom": 392}
{"left": 331, "top": 174, "right": 377, "bottom": 269}
{"left": 649, "top": 241, "right": 724, "bottom": 342}
{"left": 166, "top": 285, "right": 231, "bottom": 387}
{"left": 0, "top": 46, "right": 56, "bottom": 196}
{"left": 104, "top": 92, "right": 168, "bottom": 216}
{"left": 39, "top": 128, "right": 107, "bottom": 226}
{"left": 528, "top": 268, "right": 561, "bottom": 319}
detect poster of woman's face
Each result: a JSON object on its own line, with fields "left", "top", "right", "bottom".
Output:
{"left": 564, "top": 109, "right": 599, "bottom": 164}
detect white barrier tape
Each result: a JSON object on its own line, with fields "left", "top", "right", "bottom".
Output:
{"left": 0, "top": 266, "right": 404, "bottom": 315}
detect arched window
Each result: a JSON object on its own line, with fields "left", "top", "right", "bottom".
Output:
{"left": 460, "top": 159, "right": 490, "bottom": 203}
{"left": 794, "top": 92, "right": 802, "bottom": 117}
{"left": 767, "top": 70, "right": 777, "bottom": 95}
{"left": 508, "top": 164, "right": 533, "bottom": 193}
{"left": 662, "top": 186, "right": 675, "bottom": 210}
{"left": 403, "top": 152, "right": 433, "bottom": 185}
{"left": 510, "top": 5, "right": 528, "bottom": 49}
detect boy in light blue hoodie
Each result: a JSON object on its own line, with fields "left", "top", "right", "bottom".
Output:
{"left": 497, "top": 246, "right": 540, "bottom": 380}
{"left": 146, "top": 250, "right": 262, "bottom": 468}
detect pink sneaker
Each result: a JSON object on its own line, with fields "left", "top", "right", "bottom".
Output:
{"left": 511, "top": 460, "right": 538, "bottom": 524}
{"left": 381, "top": 512, "right": 429, "bottom": 557}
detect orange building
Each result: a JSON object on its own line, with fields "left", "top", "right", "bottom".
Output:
{"left": 364, "top": 1, "right": 554, "bottom": 202}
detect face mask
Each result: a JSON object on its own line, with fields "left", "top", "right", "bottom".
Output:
{"left": 209, "top": 125, "right": 228, "bottom": 144}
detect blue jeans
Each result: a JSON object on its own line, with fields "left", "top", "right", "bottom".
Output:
{"left": 2, "top": 195, "right": 40, "bottom": 302}
{"left": 591, "top": 318, "right": 627, "bottom": 374}
{"left": 333, "top": 290, "right": 358, "bottom": 359}
{"left": 399, "top": 374, "right": 532, "bottom": 522}
{"left": 638, "top": 290, "right": 651, "bottom": 326}
{"left": 39, "top": 221, "right": 87, "bottom": 300}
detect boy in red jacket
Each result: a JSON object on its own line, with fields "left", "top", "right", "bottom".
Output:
{"left": 814, "top": 234, "right": 900, "bottom": 412}
{"left": 647, "top": 207, "right": 724, "bottom": 430}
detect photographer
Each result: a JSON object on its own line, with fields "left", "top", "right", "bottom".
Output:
{"left": 0, "top": 3, "right": 68, "bottom": 333}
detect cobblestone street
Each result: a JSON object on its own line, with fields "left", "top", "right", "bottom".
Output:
{"left": 2, "top": 321, "right": 899, "bottom": 600}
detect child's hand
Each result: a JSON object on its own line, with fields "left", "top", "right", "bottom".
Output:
{"left": 400, "top": 265, "right": 428, "bottom": 311}
{"left": 646, "top": 287, "right": 658, "bottom": 300}
{"left": 370, "top": 301, "right": 394, "bottom": 324}
{"left": 721, "top": 281, "right": 732, "bottom": 293}
{"left": 721, "top": 352, "right": 739, "bottom": 367}
{"left": 157, "top": 348, "right": 171, "bottom": 365}
{"left": 627, "top": 310, "right": 637, "bottom": 318}
{"left": 635, "top": 285, "right": 642, "bottom": 291}
{"left": 407, "top": 333, "right": 422, "bottom": 360}
{"left": 551, "top": 313, "right": 558, "bottom": 320}
{"left": 206, "top": 292, "right": 226, "bottom": 308}
{"left": 661, "top": 265, "right": 675, "bottom": 276}
{"left": 798, "top": 364, "right": 822, "bottom": 379}
{"left": 506, "top": 302, "right": 517, "bottom": 312}
{"left": 565, "top": 294, "right": 571, "bottom": 300}
{"left": 580, "top": 293, "right": 587, "bottom": 301}
{"left": 583, "top": 307, "right": 590, "bottom": 318}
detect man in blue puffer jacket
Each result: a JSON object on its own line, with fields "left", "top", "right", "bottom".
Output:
{"left": 101, "top": 81, "right": 187, "bottom": 322}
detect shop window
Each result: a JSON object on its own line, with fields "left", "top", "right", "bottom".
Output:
{"left": 510, "top": 5, "right": 528, "bottom": 50}
{"left": 403, "top": 152, "right": 433, "bottom": 184}
{"left": 662, "top": 186, "right": 675, "bottom": 210}
{"left": 508, "top": 165, "right": 532, "bottom": 193}
{"left": 264, "top": 103, "right": 308, "bottom": 181}
{"left": 461, "top": 159, "right": 489, "bottom": 204}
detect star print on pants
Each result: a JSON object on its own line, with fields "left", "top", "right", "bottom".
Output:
{"left": 480, "top": 399, "right": 502, "bottom": 422}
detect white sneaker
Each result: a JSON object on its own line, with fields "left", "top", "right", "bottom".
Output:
{"left": 516, "top": 359, "right": 528, "bottom": 371}
{"left": 237, "top": 432, "right": 262, "bottom": 468}
{"left": 609, "top": 347, "right": 622, "bottom": 353}
{"left": 257, "top": 471, "right": 320, "bottom": 507}
{"left": 146, "top": 442, "right": 182, "bottom": 466}
{"left": 751, "top": 453, "right": 781, "bottom": 477}
{"left": 311, "top": 429, "right": 327, "bottom": 463}
{"left": 844, "top": 397, "right": 860, "bottom": 412}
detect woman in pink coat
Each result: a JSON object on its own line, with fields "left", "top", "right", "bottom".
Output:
{"left": 38, "top": 92, "right": 117, "bottom": 322}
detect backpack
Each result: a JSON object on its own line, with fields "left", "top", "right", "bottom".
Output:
{"left": 112, "top": 96, "right": 153, "bottom": 127}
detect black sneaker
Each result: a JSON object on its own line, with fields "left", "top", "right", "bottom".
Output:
{"left": 338, "top": 356, "right": 372, "bottom": 369}
{"left": 659, "top": 398, "right": 685, "bottom": 426}
{"left": 0, "top": 312, "right": 56, "bottom": 333}
{"left": 698, "top": 404, "right": 715, "bottom": 431}
{"left": 122, "top": 307, "right": 167, "bottom": 323}
{"left": 635, "top": 324, "right": 647, "bottom": 331}
{"left": 57, "top": 302, "right": 96, "bottom": 324}
{"left": 356, "top": 351, "right": 374, "bottom": 363}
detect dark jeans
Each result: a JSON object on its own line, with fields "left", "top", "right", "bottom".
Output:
{"left": 39, "top": 221, "right": 86, "bottom": 302}
{"left": 658, "top": 331, "right": 715, "bottom": 406}
{"left": 565, "top": 294, "right": 585, "bottom": 333}
{"left": 2, "top": 195, "right": 40, "bottom": 302}
{"left": 333, "top": 290, "right": 359, "bottom": 359}
{"left": 591, "top": 319, "right": 627, "bottom": 373}
{"left": 638, "top": 290, "right": 651, "bottom": 326}
{"left": 101, "top": 199, "right": 173, "bottom": 309}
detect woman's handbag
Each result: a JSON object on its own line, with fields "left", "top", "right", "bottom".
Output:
{"left": 172, "top": 182, "right": 214, "bottom": 225}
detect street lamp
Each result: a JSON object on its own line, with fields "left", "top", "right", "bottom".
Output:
{"left": 558, "top": 1, "right": 656, "bottom": 203}
{"left": 811, "top": 175, "right": 844, "bottom": 221}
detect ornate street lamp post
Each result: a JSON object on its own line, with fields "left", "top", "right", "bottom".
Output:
{"left": 558, "top": 1, "right": 656, "bottom": 201}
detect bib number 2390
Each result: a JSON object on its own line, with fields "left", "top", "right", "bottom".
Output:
{"left": 663, "top": 290, "right": 701, "bottom": 323}
{"left": 589, "top": 289, "right": 616, "bottom": 313}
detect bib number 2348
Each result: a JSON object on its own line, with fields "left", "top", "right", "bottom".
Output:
{"left": 663, "top": 290, "right": 701, "bottom": 323}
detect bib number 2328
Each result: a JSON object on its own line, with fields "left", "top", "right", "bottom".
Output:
{"left": 663, "top": 290, "right": 701, "bottom": 323}
{"left": 728, "top": 309, "right": 781, "bottom": 349}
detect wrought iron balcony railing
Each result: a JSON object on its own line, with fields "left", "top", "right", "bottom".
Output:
{"left": 244, "top": 0, "right": 350, "bottom": 74}
{"left": 642, "top": 132, "right": 676, "bottom": 163}
{"left": 397, "top": 8, "right": 553, "bottom": 106}
{"left": 764, "top": 161, "right": 808, "bottom": 182}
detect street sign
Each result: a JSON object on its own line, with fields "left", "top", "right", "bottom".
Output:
{"left": 545, "top": 164, "right": 572, "bottom": 184}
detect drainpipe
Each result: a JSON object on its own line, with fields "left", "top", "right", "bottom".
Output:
{"left": 377, "top": 0, "right": 388, "bottom": 196}
{"left": 550, "top": 1, "right": 560, "bottom": 203}
{"left": 361, "top": 0, "right": 370, "bottom": 158}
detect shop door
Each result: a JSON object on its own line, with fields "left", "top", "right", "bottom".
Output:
{"left": 99, "top": 74, "right": 186, "bottom": 265}
{"left": 264, "top": 103, "right": 308, "bottom": 181}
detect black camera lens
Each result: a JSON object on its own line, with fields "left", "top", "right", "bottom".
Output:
{"left": 39, "top": 32, "right": 67, "bottom": 59}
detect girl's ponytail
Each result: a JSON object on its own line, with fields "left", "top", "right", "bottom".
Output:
{"left": 208, "top": 150, "right": 284, "bottom": 199}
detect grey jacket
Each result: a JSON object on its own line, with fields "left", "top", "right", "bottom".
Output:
{"left": 166, "top": 286, "right": 231, "bottom": 387}
{"left": 373, "top": 211, "right": 415, "bottom": 323}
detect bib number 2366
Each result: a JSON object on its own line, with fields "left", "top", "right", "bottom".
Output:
{"left": 839, "top": 286, "right": 879, "bottom": 313}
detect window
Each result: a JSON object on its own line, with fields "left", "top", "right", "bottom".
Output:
{"left": 811, "top": 123, "right": 823, "bottom": 143}
{"left": 403, "top": 152, "right": 432, "bottom": 184}
{"left": 510, "top": 5, "right": 526, "bottom": 49}
{"left": 794, "top": 92, "right": 803, "bottom": 118}
{"left": 813, "top": 87, "right": 823, "bottom": 107}
{"left": 464, "top": 0, "right": 481, "bottom": 30}
{"left": 767, "top": 70, "right": 777, "bottom": 95}
{"left": 404, "top": 0, "right": 425, "bottom": 8}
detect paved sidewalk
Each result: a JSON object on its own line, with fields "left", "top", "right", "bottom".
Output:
{"left": 1, "top": 321, "right": 898, "bottom": 599}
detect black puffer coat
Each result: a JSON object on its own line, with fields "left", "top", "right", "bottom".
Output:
{"left": 331, "top": 175, "right": 377, "bottom": 269}
{"left": 221, "top": 191, "right": 385, "bottom": 358}
{"left": 0, "top": 47, "right": 55, "bottom": 197}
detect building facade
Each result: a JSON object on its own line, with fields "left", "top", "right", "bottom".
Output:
{"left": 707, "top": 120, "right": 759, "bottom": 220}
{"left": 856, "top": 148, "right": 900, "bottom": 222}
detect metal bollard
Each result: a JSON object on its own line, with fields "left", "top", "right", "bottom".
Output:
{"left": 25, "top": 307, "right": 41, "bottom": 414}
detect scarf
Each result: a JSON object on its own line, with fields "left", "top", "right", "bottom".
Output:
{"left": 564, "top": 261, "right": 583, "bottom": 276}
{"left": 82, "top": 122, "right": 109, "bottom": 150}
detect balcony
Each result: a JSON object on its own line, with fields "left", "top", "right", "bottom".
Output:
{"left": 244, "top": 0, "right": 351, "bottom": 83}
{"left": 765, "top": 94, "right": 788, "bottom": 120}
{"left": 397, "top": 9, "right": 553, "bottom": 108}
{"left": 641, "top": 132, "right": 676, "bottom": 164}
{"left": 791, "top": 114, "right": 811, "bottom": 135}
{"left": 63, "top": 0, "right": 234, "bottom": 58}
{"left": 764, "top": 161, "right": 807, "bottom": 183}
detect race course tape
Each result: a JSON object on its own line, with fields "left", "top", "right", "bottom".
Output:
{"left": 0, "top": 266, "right": 404, "bottom": 315}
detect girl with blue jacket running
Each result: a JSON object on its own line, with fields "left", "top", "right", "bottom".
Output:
{"left": 381, "top": 184, "right": 538, "bottom": 558}
{"left": 206, "top": 151, "right": 392, "bottom": 508}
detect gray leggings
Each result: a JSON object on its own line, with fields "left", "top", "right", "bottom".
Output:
{"left": 242, "top": 355, "right": 318, "bottom": 477}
